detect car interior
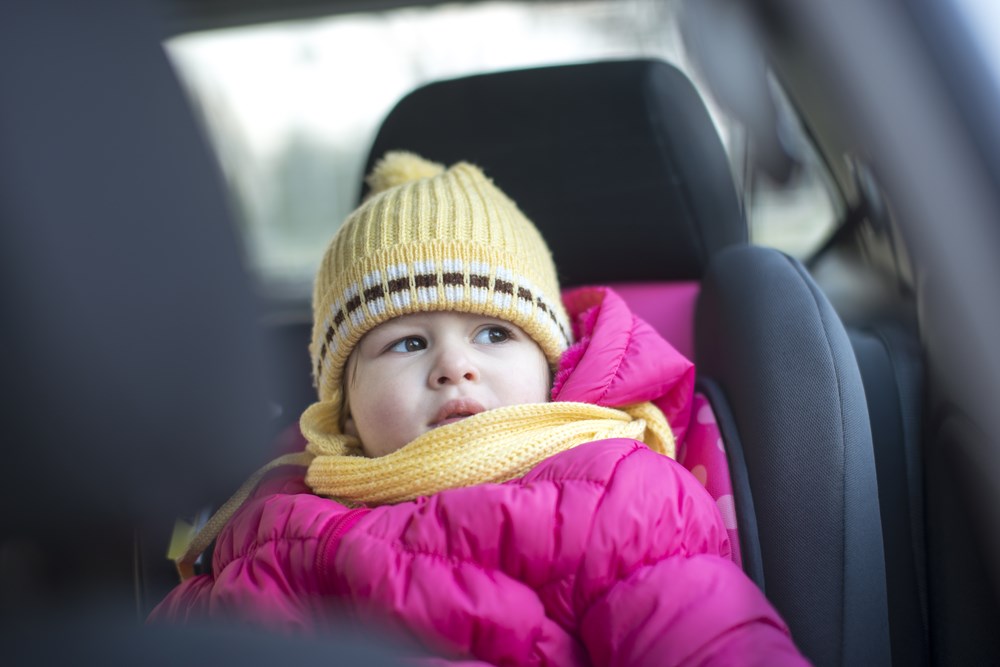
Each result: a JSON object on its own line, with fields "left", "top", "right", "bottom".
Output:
{"left": 4, "top": 1, "right": 1000, "bottom": 666}
{"left": 356, "top": 58, "right": 889, "bottom": 665}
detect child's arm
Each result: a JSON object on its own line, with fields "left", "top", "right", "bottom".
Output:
{"left": 149, "top": 488, "right": 368, "bottom": 633}
{"left": 579, "top": 554, "right": 809, "bottom": 666}
{"left": 147, "top": 572, "right": 215, "bottom": 623}
{"left": 567, "top": 442, "right": 809, "bottom": 666}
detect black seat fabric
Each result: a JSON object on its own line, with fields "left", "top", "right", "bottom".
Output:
{"left": 697, "top": 246, "right": 890, "bottom": 666}
{"left": 366, "top": 60, "right": 890, "bottom": 666}
{"left": 366, "top": 59, "right": 746, "bottom": 285}
{"left": 849, "top": 325, "right": 928, "bottom": 666}
{"left": 0, "top": 1, "right": 405, "bottom": 664}
{"left": 0, "top": 0, "right": 273, "bottom": 535}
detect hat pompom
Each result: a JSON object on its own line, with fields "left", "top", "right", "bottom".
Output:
{"left": 366, "top": 151, "right": 446, "bottom": 196}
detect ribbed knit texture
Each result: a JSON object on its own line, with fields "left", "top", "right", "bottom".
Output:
{"left": 301, "top": 400, "right": 675, "bottom": 506}
{"left": 309, "top": 152, "right": 571, "bottom": 432}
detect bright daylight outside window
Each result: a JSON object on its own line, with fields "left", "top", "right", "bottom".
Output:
{"left": 165, "top": 0, "right": 838, "bottom": 291}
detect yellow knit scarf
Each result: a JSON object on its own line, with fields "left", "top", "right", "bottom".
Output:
{"left": 300, "top": 400, "right": 675, "bottom": 506}
{"left": 172, "top": 400, "right": 673, "bottom": 580}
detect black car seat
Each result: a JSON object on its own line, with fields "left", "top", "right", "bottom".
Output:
{"left": 363, "top": 59, "right": 891, "bottom": 667}
{"left": 849, "top": 324, "right": 927, "bottom": 666}
{"left": 0, "top": 0, "right": 404, "bottom": 664}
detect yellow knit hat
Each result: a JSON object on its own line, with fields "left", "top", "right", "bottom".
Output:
{"left": 307, "top": 151, "right": 572, "bottom": 431}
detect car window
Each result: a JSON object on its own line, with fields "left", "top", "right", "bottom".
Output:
{"left": 165, "top": 0, "right": 840, "bottom": 291}
{"left": 951, "top": 0, "right": 1000, "bottom": 88}
{"left": 743, "top": 81, "right": 842, "bottom": 258}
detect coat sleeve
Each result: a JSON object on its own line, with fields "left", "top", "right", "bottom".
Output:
{"left": 569, "top": 442, "right": 809, "bottom": 666}
{"left": 579, "top": 555, "right": 809, "bottom": 666}
{"left": 147, "top": 571, "right": 215, "bottom": 622}
{"left": 149, "top": 489, "right": 365, "bottom": 633}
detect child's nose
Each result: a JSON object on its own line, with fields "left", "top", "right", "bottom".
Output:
{"left": 430, "top": 344, "right": 479, "bottom": 386}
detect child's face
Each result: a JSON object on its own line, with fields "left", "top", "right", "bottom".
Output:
{"left": 344, "top": 311, "right": 551, "bottom": 457}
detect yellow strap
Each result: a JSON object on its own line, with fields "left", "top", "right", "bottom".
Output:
{"left": 171, "top": 451, "right": 313, "bottom": 581}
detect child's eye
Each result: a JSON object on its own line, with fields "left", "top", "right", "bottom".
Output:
{"left": 473, "top": 325, "right": 512, "bottom": 345}
{"left": 387, "top": 336, "right": 426, "bottom": 353}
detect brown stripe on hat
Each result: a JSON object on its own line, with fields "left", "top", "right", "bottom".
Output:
{"left": 313, "top": 262, "right": 572, "bottom": 394}
{"left": 388, "top": 277, "right": 410, "bottom": 293}
{"left": 316, "top": 343, "right": 327, "bottom": 379}
{"left": 321, "top": 273, "right": 564, "bottom": 360}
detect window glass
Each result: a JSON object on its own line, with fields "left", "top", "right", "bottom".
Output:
{"left": 166, "top": 0, "right": 839, "bottom": 289}
{"left": 748, "top": 167, "right": 840, "bottom": 258}
{"left": 951, "top": 0, "right": 1000, "bottom": 90}
{"left": 745, "top": 84, "right": 843, "bottom": 257}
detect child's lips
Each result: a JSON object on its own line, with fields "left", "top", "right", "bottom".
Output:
{"left": 430, "top": 398, "right": 485, "bottom": 428}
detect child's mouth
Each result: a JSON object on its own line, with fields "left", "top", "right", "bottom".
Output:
{"left": 430, "top": 399, "right": 485, "bottom": 428}
{"left": 435, "top": 415, "right": 473, "bottom": 426}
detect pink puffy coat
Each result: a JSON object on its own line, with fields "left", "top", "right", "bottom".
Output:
{"left": 151, "top": 287, "right": 807, "bottom": 666}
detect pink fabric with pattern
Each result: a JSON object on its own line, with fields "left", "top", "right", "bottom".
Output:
{"left": 591, "top": 283, "right": 741, "bottom": 568}
{"left": 678, "top": 393, "right": 741, "bottom": 567}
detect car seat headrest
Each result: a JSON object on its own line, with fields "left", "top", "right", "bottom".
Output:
{"left": 365, "top": 59, "right": 746, "bottom": 285}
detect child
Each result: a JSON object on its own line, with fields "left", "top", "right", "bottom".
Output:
{"left": 151, "top": 152, "right": 808, "bottom": 665}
